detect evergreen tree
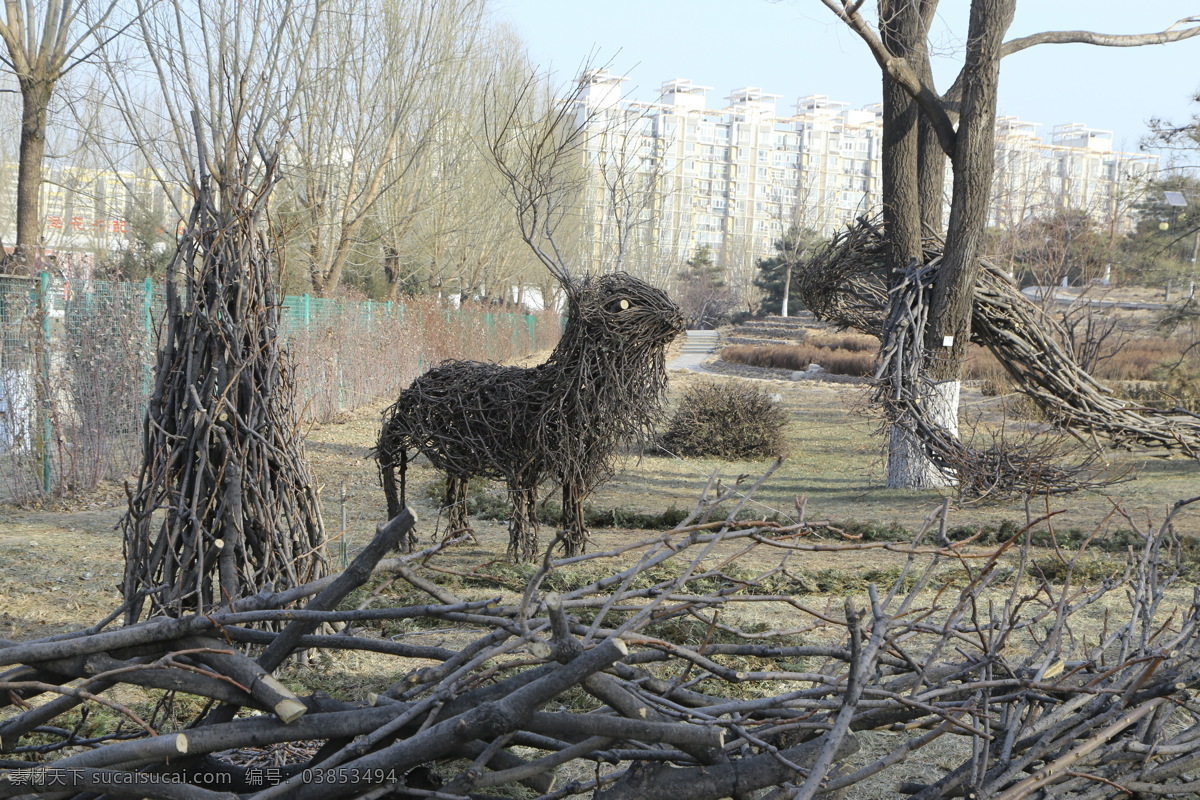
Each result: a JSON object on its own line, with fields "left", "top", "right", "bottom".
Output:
{"left": 753, "top": 226, "right": 821, "bottom": 316}
{"left": 676, "top": 245, "right": 735, "bottom": 329}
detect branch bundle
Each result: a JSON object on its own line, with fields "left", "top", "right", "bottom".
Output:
{"left": 120, "top": 177, "right": 328, "bottom": 623}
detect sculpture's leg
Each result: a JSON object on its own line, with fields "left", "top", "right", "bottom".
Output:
{"left": 561, "top": 481, "right": 589, "bottom": 558}
{"left": 380, "top": 446, "right": 416, "bottom": 551}
{"left": 444, "top": 475, "right": 475, "bottom": 544}
{"left": 380, "top": 446, "right": 402, "bottom": 519}
{"left": 396, "top": 450, "right": 415, "bottom": 551}
{"left": 507, "top": 483, "right": 539, "bottom": 562}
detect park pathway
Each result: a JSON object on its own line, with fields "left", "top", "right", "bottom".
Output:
{"left": 668, "top": 329, "right": 720, "bottom": 372}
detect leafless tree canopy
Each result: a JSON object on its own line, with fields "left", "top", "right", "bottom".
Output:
{"left": 376, "top": 272, "right": 684, "bottom": 560}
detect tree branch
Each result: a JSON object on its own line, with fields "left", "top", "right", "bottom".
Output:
{"left": 1002, "top": 18, "right": 1200, "bottom": 58}
{"left": 818, "top": 0, "right": 957, "bottom": 156}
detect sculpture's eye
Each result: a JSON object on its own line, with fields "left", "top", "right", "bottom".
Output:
{"left": 608, "top": 298, "right": 631, "bottom": 312}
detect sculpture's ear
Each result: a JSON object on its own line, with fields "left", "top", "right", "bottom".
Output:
{"left": 545, "top": 258, "right": 575, "bottom": 291}
{"left": 561, "top": 274, "right": 583, "bottom": 306}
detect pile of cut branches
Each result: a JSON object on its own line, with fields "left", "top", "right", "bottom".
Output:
{"left": 4, "top": 482, "right": 1200, "bottom": 799}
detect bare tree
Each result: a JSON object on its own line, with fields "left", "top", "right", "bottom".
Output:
{"left": 819, "top": 2, "right": 1200, "bottom": 488}
{"left": 0, "top": 0, "right": 123, "bottom": 273}
{"left": 401, "top": 31, "right": 540, "bottom": 304}
{"left": 483, "top": 69, "right": 591, "bottom": 283}
{"left": 278, "top": 0, "right": 491, "bottom": 297}
{"left": 581, "top": 97, "right": 669, "bottom": 280}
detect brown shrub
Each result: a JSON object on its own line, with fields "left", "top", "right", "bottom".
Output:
{"left": 724, "top": 331, "right": 1191, "bottom": 398}
{"left": 804, "top": 332, "right": 879, "bottom": 352}
{"left": 721, "top": 343, "right": 876, "bottom": 376}
{"left": 660, "top": 380, "right": 789, "bottom": 460}
{"left": 1093, "top": 337, "right": 1187, "bottom": 382}
{"left": 960, "top": 337, "right": 1190, "bottom": 393}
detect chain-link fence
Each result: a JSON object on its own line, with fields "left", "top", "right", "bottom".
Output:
{"left": 0, "top": 273, "right": 560, "bottom": 503}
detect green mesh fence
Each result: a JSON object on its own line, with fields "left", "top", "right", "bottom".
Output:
{"left": 0, "top": 274, "right": 560, "bottom": 502}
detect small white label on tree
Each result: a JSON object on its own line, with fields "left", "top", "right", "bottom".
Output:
{"left": 942, "top": 335, "right": 954, "bottom": 347}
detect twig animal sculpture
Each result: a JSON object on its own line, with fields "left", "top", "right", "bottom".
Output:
{"left": 375, "top": 272, "right": 684, "bottom": 560}
{"left": 796, "top": 216, "right": 1200, "bottom": 496}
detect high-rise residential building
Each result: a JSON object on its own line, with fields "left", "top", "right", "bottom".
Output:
{"left": 991, "top": 118, "right": 1156, "bottom": 233}
{"left": 0, "top": 71, "right": 1158, "bottom": 292}
{"left": 571, "top": 70, "right": 1157, "bottom": 289}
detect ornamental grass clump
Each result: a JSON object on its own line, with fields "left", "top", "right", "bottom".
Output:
{"left": 660, "top": 380, "right": 790, "bottom": 460}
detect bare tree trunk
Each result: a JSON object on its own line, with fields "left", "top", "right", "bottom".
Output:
{"left": 925, "top": 0, "right": 1014, "bottom": 384}
{"left": 878, "top": 0, "right": 926, "bottom": 275}
{"left": 781, "top": 265, "right": 791, "bottom": 317}
{"left": 887, "top": 2, "right": 1011, "bottom": 490}
{"left": 886, "top": 380, "right": 959, "bottom": 489}
{"left": 880, "top": 0, "right": 941, "bottom": 488}
{"left": 917, "top": 116, "right": 947, "bottom": 237}
{"left": 12, "top": 80, "right": 53, "bottom": 273}
{"left": 383, "top": 245, "right": 403, "bottom": 300}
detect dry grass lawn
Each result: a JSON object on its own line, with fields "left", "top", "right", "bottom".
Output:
{"left": 2, "top": 366, "right": 1197, "bottom": 642}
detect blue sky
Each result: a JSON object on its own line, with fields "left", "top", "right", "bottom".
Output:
{"left": 494, "top": 1, "right": 1200, "bottom": 158}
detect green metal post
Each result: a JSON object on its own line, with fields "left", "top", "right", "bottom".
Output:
{"left": 142, "top": 277, "right": 154, "bottom": 396}
{"left": 526, "top": 314, "right": 536, "bottom": 347}
{"left": 302, "top": 293, "right": 311, "bottom": 327}
{"left": 38, "top": 271, "right": 52, "bottom": 493}
{"left": 143, "top": 277, "right": 154, "bottom": 333}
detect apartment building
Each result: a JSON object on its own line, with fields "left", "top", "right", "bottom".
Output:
{"left": 0, "top": 161, "right": 181, "bottom": 279}
{"left": 991, "top": 118, "right": 1156, "bottom": 232}
{"left": 572, "top": 70, "right": 1157, "bottom": 288}
{"left": 0, "top": 72, "right": 1157, "bottom": 290}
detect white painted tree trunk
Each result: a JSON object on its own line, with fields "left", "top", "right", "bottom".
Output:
{"left": 886, "top": 379, "right": 960, "bottom": 489}
{"left": 781, "top": 267, "right": 791, "bottom": 318}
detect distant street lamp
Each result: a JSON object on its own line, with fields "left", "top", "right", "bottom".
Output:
{"left": 1163, "top": 191, "right": 1196, "bottom": 297}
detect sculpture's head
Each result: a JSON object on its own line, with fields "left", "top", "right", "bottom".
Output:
{"left": 567, "top": 272, "right": 685, "bottom": 347}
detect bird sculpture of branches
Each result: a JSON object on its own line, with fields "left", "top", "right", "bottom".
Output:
{"left": 375, "top": 272, "right": 685, "bottom": 561}
{"left": 796, "top": 217, "right": 1200, "bottom": 497}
